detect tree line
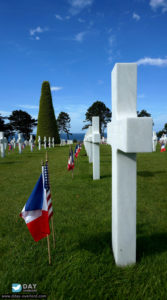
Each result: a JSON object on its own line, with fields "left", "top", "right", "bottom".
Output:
{"left": 1, "top": 80, "right": 165, "bottom": 140}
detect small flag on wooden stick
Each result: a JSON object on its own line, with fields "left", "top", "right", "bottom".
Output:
{"left": 67, "top": 147, "right": 74, "bottom": 178}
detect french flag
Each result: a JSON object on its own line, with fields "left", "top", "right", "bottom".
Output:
{"left": 20, "top": 168, "right": 50, "bottom": 242}
{"left": 74, "top": 144, "right": 79, "bottom": 158}
{"left": 161, "top": 144, "right": 166, "bottom": 152}
{"left": 68, "top": 149, "right": 74, "bottom": 170}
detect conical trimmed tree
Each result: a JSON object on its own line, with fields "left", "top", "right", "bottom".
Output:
{"left": 36, "top": 81, "right": 60, "bottom": 144}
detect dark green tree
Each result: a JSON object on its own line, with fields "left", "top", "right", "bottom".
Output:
{"left": 36, "top": 81, "right": 60, "bottom": 144}
{"left": 137, "top": 109, "right": 151, "bottom": 117}
{"left": 157, "top": 130, "right": 165, "bottom": 138}
{"left": 82, "top": 101, "right": 112, "bottom": 136}
{"left": 163, "top": 123, "right": 167, "bottom": 133}
{"left": 57, "top": 112, "right": 71, "bottom": 140}
{"left": 0, "top": 114, "right": 5, "bottom": 131}
{"left": 0, "top": 114, "right": 13, "bottom": 139}
{"left": 8, "top": 110, "right": 37, "bottom": 139}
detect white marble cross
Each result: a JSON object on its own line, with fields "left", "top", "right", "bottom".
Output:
{"left": 92, "top": 117, "right": 100, "bottom": 180}
{"left": 38, "top": 136, "right": 41, "bottom": 150}
{"left": 87, "top": 126, "right": 93, "bottom": 163}
{"left": 29, "top": 135, "right": 33, "bottom": 152}
{"left": 107, "top": 122, "right": 112, "bottom": 146}
{"left": 18, "top": 133, "right": 23, "bottom": 154}
{"left": 44, "top": 136, "right": 47, "bottom": 149}
{"left": 111, "top": 63, "right": 152, "bottom": 266}
{"left": 0, "top": 132, "right": 5, "bottom": 158}
{"left": 152, "top": 131, "right": 157, "bottom": 152}
{"left": 4, "top": 137, "right": 7, "bottom": 150}
{"left": 48, "top": 137, "right": 51, "bottom": 148}
{"left": 52, "top": 137, "right": 54, "bottom": 148}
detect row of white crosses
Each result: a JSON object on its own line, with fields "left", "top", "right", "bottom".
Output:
{"left": 0, "top": 132, "right": 24, "bottom": 157}
{"left": 38, "top": 136, "right": 55, "bottom": 150}
{"left": 84, "top": 117, "right": 101, "bottom": 180}
{"left": 110, "top": 63, "right": 153, "bottom": 266}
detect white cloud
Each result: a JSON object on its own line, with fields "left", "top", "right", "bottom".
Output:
{"left": 51, "top": 86, "right": 63, "bottom": 91}
{"left": 55, "top": 14, "right": 63, "bottom": 21}
{"left": 136, "top": 57, "right": 167, "bottom": 66}
{"left": 150, "top": 0, "right": 167, "bottom": 12}
{"left": 74, "top": 31, "right": 86, "bottom": 42}
{"left": 29, "top": 26, "right": 48, "bottom": 39}
{"left": 133, "top": 12, "right": 141, "bottom": 21}
{"left": 0, "top": 110, "right": 11, "bottom": 116}
{"left": 30, "top": 26, "right": 43, "bottom": 36}
{"left": 17, "top": 105, "right": 39, "bottom": 109}
{"left": 69, "top": 0, "right": 94, "bottom": 15}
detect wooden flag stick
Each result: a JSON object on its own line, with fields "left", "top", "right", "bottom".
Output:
{"left": 51, "top": 216, "right": 56, "bottom": 248}
{"left": 47, "top": 235, "right": 51, "bottom": 265}
{"left": 45, "top": 151, "right": 56, "bottom": 248}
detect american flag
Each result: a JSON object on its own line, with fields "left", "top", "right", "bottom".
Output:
{"left": 43, "top": 162, "right": 53, "bottom": 219}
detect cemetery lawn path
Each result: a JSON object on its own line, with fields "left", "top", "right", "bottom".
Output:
{"left": 0, "top": 144, "right": 167, "bottom": 300}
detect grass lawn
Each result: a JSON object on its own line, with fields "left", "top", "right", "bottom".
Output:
{"left": 0, "top": 143, "right": 167, "bottom": 300}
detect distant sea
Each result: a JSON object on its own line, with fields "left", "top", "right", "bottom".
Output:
{"left": 60, "top": 132, "right": 107, "bottom": 141}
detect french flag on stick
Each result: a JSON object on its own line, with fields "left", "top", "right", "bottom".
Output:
{"left": 161, "top": 144, "right": 166, "bottom": 152}
{"left": 68, "top": 149, "right": 74, "bottom": 170}
{"left": 20, "top": 164, "right": 53, "bottom": 242}
{"left": 74, "top": 144, "right": 79, "bottom": 158}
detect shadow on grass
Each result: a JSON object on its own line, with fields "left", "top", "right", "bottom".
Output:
{"left": 137, "top": 232, "right": 167, "bottom": 261}
{"left": 79, "top": 231, "right": 111, "bottom": 254}
{"left": 137, "top": 171, "right": 166, "bottom": 177}
{"left": 0, "top": 161, "right": 21, "bottom": 164}
{"left": 100, "top": 174, "right": 111, "bottom": 179}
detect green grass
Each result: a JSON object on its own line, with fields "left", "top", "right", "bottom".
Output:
{"left": 0, "top": 144, "right": 167, "bottom": 300}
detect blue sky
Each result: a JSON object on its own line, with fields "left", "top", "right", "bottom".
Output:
{"left": 0, "top": 0, "right": 167, "bottom": 133}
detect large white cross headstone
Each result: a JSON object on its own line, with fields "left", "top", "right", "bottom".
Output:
{"left": 92, "top": 117, "right": 100, "bottom": 180}
{"left": 0, "top": 132, "right": 5, "bottom": 158}
{"left": 18, "top": 133, "right": 23, "bottom": 154}
{"left": 38, "top": 136, "right": 41, "bottom": 150}
{"left": 87, "top": 126, "right": 93, "bottom": 163}
{"left": 83, "top": 132, "right": 88, "bottom": 155}
{"left": 111, "top": 63, "right": 153, "bottom": 266}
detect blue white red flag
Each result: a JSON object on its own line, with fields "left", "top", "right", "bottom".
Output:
{"left": 161, "top": 144, "right": 166, "bottom": 152}
{"left": 20, "top": 165, "right": 53, "bottom": 242}
{"left": 74, "top": 144, "right": 79, "bottom": 158}
{"left": 68, "top": 149, "right": 74, "bottom": 170}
